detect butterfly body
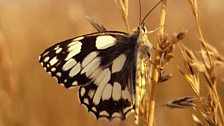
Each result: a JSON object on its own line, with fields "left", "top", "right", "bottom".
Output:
{"left": 39, "top": 27, "right": 151, "bottom": 120}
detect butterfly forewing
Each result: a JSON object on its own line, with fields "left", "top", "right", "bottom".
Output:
{"left": 39, "top": 31, "right": 140, "bottom": 119}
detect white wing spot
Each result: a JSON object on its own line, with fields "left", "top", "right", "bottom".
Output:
{"left": 92, "top": 107, "right": 97, "bottom": 112}
{"left": 67, "top": 41, "right": 81, "bottom": 51}
{"left": 64, "top": 79, "right": 67, "bottom": 83}
{"left": 83, "top": 98, "right": 89, "bottom": 104}
{"left": 88, "top": 90, "right": 95, "bottom": 99}
{"left": 69, "top": 62, "right": 81, "bottom": 77}
{"left": 85, "top": 64, "right": 100, "bottom": 77}
{"left": 95, "top": 35, "right": 116, "bottom": 49}
{"left": 121, "top": 87, "right": 131, "bottom": 102}
{"left": 72, "top": 81, "right": 78, "bottom": 86}
{"left": 102, "top": 84, "right": 112, "bottom": 100}
{"left": 80, "top": 87, "right": 86, "bottom": 96}
{"left": 90, "top": 68, "right": 102, "bottom": 79}
{"left": 43, "top": 56, "right": 50, "bottom": 62}
{"left": 47, "top": 71, "right": 51, "bottom": 75}
{"left": 112, "top": 112, "right": 121, "bottom": 118}
{"left": 59, "top": 83, "right": 65, "bottom": 87}
{"left": 99, "top": 111, "right": 110, "bottom": 116}
{"left": 65, "top": 41, "right": 82, "bottom": 61}
{"left": 112, "top": 54, "right": 126, "bottom": 73}
{"left": 94, "top": 68, "right": 109, "bottom": 86}
{"left": 49, "top": 57, "right": 58, "bottom": 66}
{"left": 81, "top": 57, "right": 100, "bottom": 76}
{"left": 55, "top": 47, "right": 62, "bottom": 54}
{"left": 112, "top": 82, "right": 122, "bottom": 101}
{"left": 56, "top": 72, "right": 61, "bottom": 77}
{"left": 67, "top": 41, "right": 76, "bottom": 47}
{"left": 93, "top": 68, "right": 111, "bottom": 105}
{"left": 82, "top": 51, "right": 98, "bottom": 67}
{"left": 51, "top": 67, "right": 56, "bottom": 72}
{"left": 62, "top": 58, "right": 77, "bottom": 71}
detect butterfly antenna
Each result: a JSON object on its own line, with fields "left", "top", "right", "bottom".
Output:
{"left": 139, "top": 0, "right": 142, "bottom": 25}
{"left": 140, "top": 0, "right": 162, "bottom": 25}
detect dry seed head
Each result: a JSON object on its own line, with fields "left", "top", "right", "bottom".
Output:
{"left": 160, "top": 32, "right": 186, "bottom": 65}
{"left": 190, "top": 62, "right": 206, "bottom": 72}
{"left": 179, "top": 62, "right": 200, "bottom": 96}
{"left": 159, "top": 33, "right": 184, "bottom": 65}
{"left": 184, "top": 46, "right": 196, "bottom": 61}
{"left": 160, "top": 32, "right": 185, "bottom": 51}
{"left": 159, "top": 73, "right": 173, "bottom": 82}
{"left": 166, "top": 96, "right": 197, "bottom": 108}
{"left": 201, "top": 112, "right": 216, "bottom": 126}
{"left": 201, "top": 49, "right": 211, "bottom": 69}
{"left": 203, "top": 42, "right": 219, "bottom": 56}
{"left": 200, "top": 48, "right": 217, "bottom": 85}
{"left": 185, "top": 73, "right": 200, "bottom": 96}
{"left": 176, "top": 32, "right": 186, "bottom": 41}
{"left": 163, "top": 53, "right": 174, "bottom": 65}
{"left": 162, "top": 45, "right": 175, "bottom": 65}
{"left": 159, "top": 34, "right": 169, "bottom": 49}
{"left": 179, "top": 44, "right": 206, "bottom": 72}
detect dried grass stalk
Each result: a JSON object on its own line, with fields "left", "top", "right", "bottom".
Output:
{"left": 115, "top": 0, "right": 130, "bottom": 32}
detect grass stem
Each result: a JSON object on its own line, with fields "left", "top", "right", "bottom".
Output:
{"left": 147, "top": 0, "right": 167, "bottom": 126}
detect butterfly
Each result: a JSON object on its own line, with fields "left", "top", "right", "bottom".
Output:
{"left": 38, "top": 6, "right": 155, "bottom": 119}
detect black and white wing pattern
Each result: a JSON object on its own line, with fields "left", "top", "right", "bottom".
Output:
{"left": 39, "top": 31, "right": 140, "bottom": 119}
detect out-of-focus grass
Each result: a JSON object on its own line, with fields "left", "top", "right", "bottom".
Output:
{"left": 0, "top": 0, "right": 223, "bottom": 126}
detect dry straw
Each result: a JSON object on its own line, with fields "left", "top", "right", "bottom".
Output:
{"left": 0, "top": 33, "right": 24, "bottom": 126}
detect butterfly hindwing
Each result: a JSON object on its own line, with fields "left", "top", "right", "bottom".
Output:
{"left": 79, "top": 51, "right": 137, "bottom": 119}
{"left": 39, "top": 31, "right": 140, "bottom": 119}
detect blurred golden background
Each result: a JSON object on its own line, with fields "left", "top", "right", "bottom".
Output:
{"left": 0, "top": 0, "right": 224, "bottom": 126}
